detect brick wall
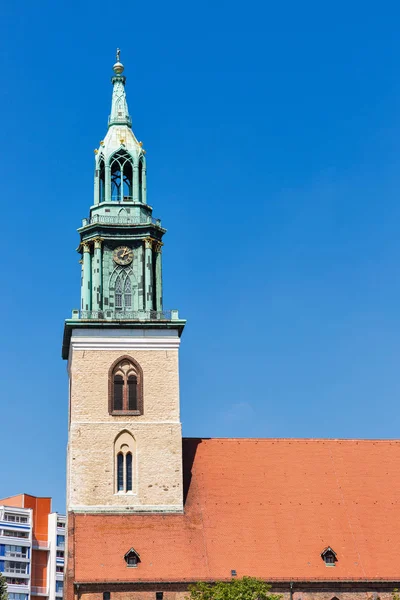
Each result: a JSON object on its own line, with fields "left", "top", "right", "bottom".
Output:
{"left": 69, "top": 584, "right": 399, "bottom": 600}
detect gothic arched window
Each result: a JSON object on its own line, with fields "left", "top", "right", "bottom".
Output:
{"left": 117, "top": 453, "right": 124, "bottom": 491}
{"left": 114, "top": 431, "right": 136, "bottom": 493}
{"left": 115, "top": 276, "right": 123, "bottom": 309}
{"left": 109, "top": 356, "right": 143, "bottom": 416}
{"left": 114, "top": 274, "right": 132, "bottom": 310}
{"left": 124, "top": 276, "right": 132, "bottom": 308}
{"left": 110, "top": 150, "right": 133, "bottom": 202}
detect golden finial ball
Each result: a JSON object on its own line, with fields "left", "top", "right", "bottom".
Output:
{"left": 113, "top": 61, "right": 124, "bottom": 75}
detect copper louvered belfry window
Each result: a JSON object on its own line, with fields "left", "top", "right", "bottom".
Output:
{"left": 109, "top": 357, "right": 143, "bottom": 415}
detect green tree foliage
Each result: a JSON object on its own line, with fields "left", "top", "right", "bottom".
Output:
{"left": 188, "top": 577, "right": 282, "bottom": 600}
{"left": 0, "top": 571, "right": 8, "bottom": 600}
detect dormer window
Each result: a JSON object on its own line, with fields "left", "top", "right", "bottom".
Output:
{"left": 321, "top": 546, "right": 337, "bottom": 566}
{"left": 124, "top": 547, "right": 140, "bottom": 568}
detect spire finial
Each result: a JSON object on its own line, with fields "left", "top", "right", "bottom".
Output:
{"left": 113, "top": 48, "right": 124, "bottom": 75}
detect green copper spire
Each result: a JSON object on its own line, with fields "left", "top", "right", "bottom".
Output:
{"left": 62, "top": 51, "right": 185, "bottom": 359}
{"left": 109, "top": 49, "right": 132, "bottom": 128}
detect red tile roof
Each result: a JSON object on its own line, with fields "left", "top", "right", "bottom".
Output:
{"left": 72, "top": 438, "right": 400, "bottom": 583}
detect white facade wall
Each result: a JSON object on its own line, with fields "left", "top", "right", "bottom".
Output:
{"left": 47, "top": 513, "right": 65, "bottom": 600}
{"left": 0, "top": 505, "right": 32, "bottom": 600}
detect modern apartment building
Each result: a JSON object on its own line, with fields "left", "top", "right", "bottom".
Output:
{"left": 0, "top": 495, "right": 65, "bottom": 600}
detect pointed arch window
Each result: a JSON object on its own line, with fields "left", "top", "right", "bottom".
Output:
{"left": 109, "top": 356, "right": 144, "bottom": 416}
{"left": 126, "top": 453, "right": 133, "bottom": 491}
{"left": 115, "top": 276, "right": 123, "bottom": 309}
{"left": 117, "top": 453, "right": 124, "bottom": 491}
{"left": 110, "top": 150, "right": 133, "bottom": 202}
{"left": 114, "top": 273, "right": 132, "bottom": 310}
{"left": 114, "top": 431, "right": 136, "bottom": 493}
{"left": 124, "top": 277, "right": 132, "bottom": 308}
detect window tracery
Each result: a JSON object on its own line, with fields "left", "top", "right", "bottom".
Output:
{"left": 110, "top": 149, "right": 133, "bottom": 202}
{"left": 114, "top": 431, "right": 136, "bottom": 493}
{"left": 109, "top": 356, "right": 143, "bottom": 415}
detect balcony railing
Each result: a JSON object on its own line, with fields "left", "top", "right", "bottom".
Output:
{"left": 31, "top": 587, "right": 48, "bottom": 596}
{"left": 85, "top": 214, "right": 161, "bottom": 226}
{"left": 4, "top": 567, "right": 28, "bottom": 575}
{"left": 79, "top": 309, "right": 175, "bottom": 321}
{"left": 32, "top": 541, "right": 49, "bottom": 550}
{"left": 111, "top": 195, "right": 133, "bottom": 202}
{"left": 108, "top": 114, "right": 132, "bottom": 127}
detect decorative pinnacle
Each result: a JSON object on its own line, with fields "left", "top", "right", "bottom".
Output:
{"left": 113, "top": 48, "right": 124, "bottom": 75}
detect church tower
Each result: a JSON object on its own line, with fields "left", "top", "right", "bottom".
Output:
{"left": 62, "top": 52, "right": 186, "bottom": 515}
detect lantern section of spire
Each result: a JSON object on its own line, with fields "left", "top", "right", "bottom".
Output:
{"left": 109, "top": 50, "right": 132, "bottom": 128}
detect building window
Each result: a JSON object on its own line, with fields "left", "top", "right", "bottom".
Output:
{"left": 115, "top": 276, "right": 123, "bottom": 308}
{"left": 109, "top": 356, "right": 143, "bottom": 415}
{"left": 56, "top": 550, "right": 64, "bottom": 558}
{"left": 124, "top": 547, "right": 140, "bottom": 567}
{"left": 8, "top": 594, "right": 28, "bottom": 600}
{"left": 117, "top": 453, "right": 124, "bottom": 492}
{"left": 321, "top": 546, "right": 337, "bottom": 566}
{"left": 103, "top": 593, "right": 111, "bottom": 600}
{"left": 126, "top": 453, "right": 133, "bottom": 492}
{"left": 114, "top": 431, "right": 135, "bottom": 494}
{"left": 110, "top": 268, "right": 133, "bottom": 313}
{"left": 124, "top": 277, "right": 132, "bottom": 308}
{"left": 4, "top": 515, "right": 28, "bottom": 524}
{"left": 56, "top": 521, "right": 65, "bottom": 529}
{"left": 3, "top": 530, "right": 29, "bottom": 539}
{"left": 5, "top": 561, "right": 28, "bottom": 574}
{"left": 156, "top": 593, "right": 163, "bottom": 600}
{"left": 6, "top": 580, "right": 26, "bottom": 587}
{"left": 56, "top": 581, "right": 64, "bottom": 594}
{"left": 56, "top": 535, "right": 65, "bottom": 548}
{"left": 5, "top": 545, "right": 28, "bottom": 558}
{"left": 56, "top": 566, "right": 64, "bottom": 573}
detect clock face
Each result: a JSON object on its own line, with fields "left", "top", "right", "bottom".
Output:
{"left": 113, "top": 246, "right": 133, "bottom": 265}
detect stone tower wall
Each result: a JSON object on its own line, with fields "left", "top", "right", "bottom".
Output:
{"left": 67, "top": 331, "right": 183, "bottom": 513}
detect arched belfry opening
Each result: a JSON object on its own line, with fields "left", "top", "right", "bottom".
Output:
{"left": 110, "top": 149, "right": 133, "bottom": 202}
{"left": 98, "top": 157, "right": 105, "bottom": 203}
{"left": 138, "top": 159, "right": 143, "bottom": 203}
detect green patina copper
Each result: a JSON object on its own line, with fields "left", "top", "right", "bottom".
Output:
{"left": 61, "top": 51, "right": 185, "bottom": 358}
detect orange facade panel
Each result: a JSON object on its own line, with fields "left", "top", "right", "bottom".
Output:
{"left": 31, "top": 549, "right": 48, "bottom": 588}
{"left": 22, "top": 495, "right": 51, "bottom": 544}
{"left": 0, "top": 494, "right": 25, "bottom": 507}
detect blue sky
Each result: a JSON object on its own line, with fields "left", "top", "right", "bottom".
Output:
{"left": 0, "top": 1, "right": 400, "bottom": 512}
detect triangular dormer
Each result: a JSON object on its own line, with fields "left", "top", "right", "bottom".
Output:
{"left": 124, "top": 547, "right": 141, "bottom": 567}
{"left": 321, "top": 546, "right": 337, "bottom": 565}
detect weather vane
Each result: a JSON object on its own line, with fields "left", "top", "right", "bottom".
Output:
{"left": 116, "top": 48, "right": 121, "bottom": 62}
